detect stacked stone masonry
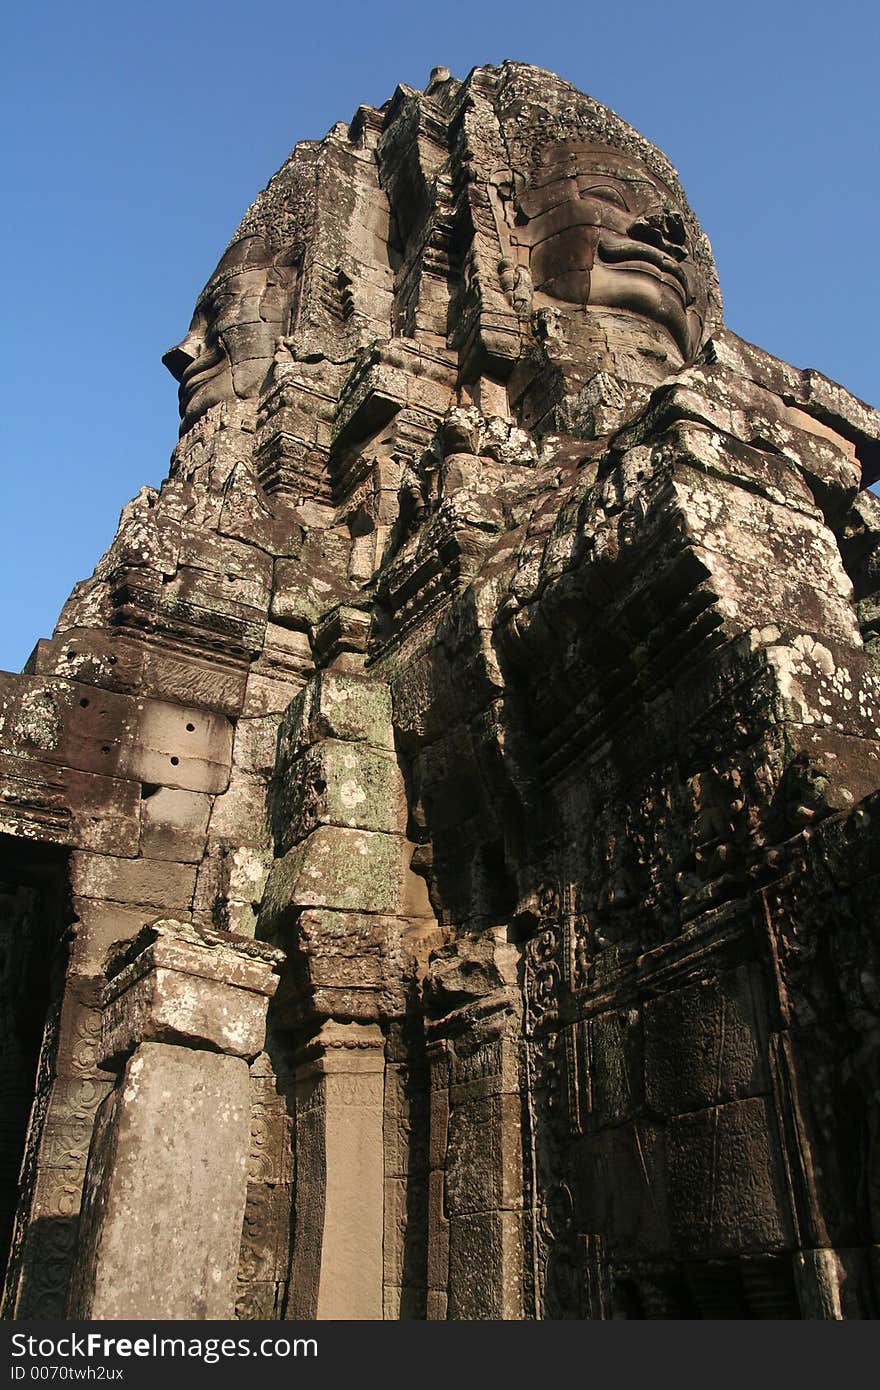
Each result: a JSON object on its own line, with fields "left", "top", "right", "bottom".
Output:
{"left": 1, "top": 62, "right": 880, "bottom": 1319}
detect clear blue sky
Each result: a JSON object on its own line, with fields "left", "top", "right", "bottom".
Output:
{"left": 2, "top": 0, "right": 877, "bottom": 671}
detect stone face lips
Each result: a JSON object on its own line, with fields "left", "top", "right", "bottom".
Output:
{"left": 1, "top": 61, "right": 880, "bottom": 1321}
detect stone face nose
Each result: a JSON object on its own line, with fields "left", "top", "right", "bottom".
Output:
{"left": 161, "top": 332, "right": 201, "bottom": 381}
{"left": 628, "top": 210, "right": 688, "bottom": 259}
{"left": 661, "top": 211, "right": 687, "bottom": 245}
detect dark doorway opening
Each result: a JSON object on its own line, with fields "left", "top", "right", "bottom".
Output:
{"left": 0, "top": 835, "right": 70, "bottom": 1287}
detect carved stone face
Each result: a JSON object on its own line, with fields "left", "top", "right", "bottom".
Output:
{"left": 514, "top": 143, "right": 710, "bottom": 359}
{"left": 162, "top": 236, "right": 294, "bottom": 429}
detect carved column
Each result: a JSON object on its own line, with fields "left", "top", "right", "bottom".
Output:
{"left": 261, "top": 666, "right": 439, "bottom": 1319}
{"left": 287, "top": 1021, "right": 385, "bottom": 1319}
{"left": 423, "top": 936, "right": 525, "bottom": 1320}
{"left": 67, "top": 921, "right": 281, "bottom": 1319}
{"left": 425, "top": 1039, "right": 451, "bottom": 1320}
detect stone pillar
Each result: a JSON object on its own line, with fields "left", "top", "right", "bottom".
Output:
{"left": 444, "top": 1023, "right": 525, "bottom": 1320}
{"left": 262, "top": 668, "right": 440, "bottom": 1318}
{"left": 422, "top": 937, "right": 525, "bottom": 1320}
{"left": 288, "top": 1021, "right": 385, "bottom": 1320}
{"left": 425, "top": 1039, "right": 451, "bottom": 1320}
{"left": 67, "top": 921, "right": 281, "bottom": 1319}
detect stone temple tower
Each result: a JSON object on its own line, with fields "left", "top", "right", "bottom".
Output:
{"left": 2, "top": 62, "right": 880, "bottom": 1320}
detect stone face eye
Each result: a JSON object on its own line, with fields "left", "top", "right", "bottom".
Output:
{"left": 579, "top": 184, "right": 628, "bottom": 210}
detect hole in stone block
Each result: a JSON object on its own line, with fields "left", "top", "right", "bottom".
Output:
{"left": 170, "top": 756, "right": 180, "bottom": 766}
{"left": 186, "top": 723, "right": 195, "bottom": 732}
{"left": 79, "top": 698, "right": 89, "bottom": 708}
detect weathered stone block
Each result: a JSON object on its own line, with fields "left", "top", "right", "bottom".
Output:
{"left": 280, "top": 670, "right": 393, "bottom": 757}
{"left": 445, "top": 1093, "right": 523, "bottom": 1216}
{"left": 121, "top": 699, "right": 233, "bottom": 793}
{"left": 0, "top": 675, "right": 134, "bottom": 778}
{"left": 140, "top": 646, "right": 248, "bottom": 716}
{"left": 272, "top": 559, "right": 345, "bottom": 629}
{"left": 429, "top": 1081, "right": 450, "bottom": 1172}
{"left": 588, "top": 1009, "right": 642, "bottom": 1125}
{"left": 139, "top": 785, "right": 211, "bottom": 862}
{"left": 295, "top": 908, "right": 395, "bottom": 983}
{"left": 644, "top": 968, "right": 766, "bottom": 1117}
{"left": 69, "top": 851, "right": 196, "bottom": 912}
{"left": 666, "top": 1098, "right": 791, "bottom": 1257}
{"left": 233, "top": 715, "right": 281, "bottom": 775}
{"left": 261, "top": 826, "right": 412, "bottom": 918}
{"left": 276, "top": 740, "right": 406, "bottom": 849}
{"left": 58, "top": 769, "right": 139, "bottom": 856}
{"left": 176, "top": 530, "right": 273, "bottom": 610}
{"left": 68, "top": 1044, "right": 252, "bottom": 1319}
{"left": 222, "top": 900, "right": 258, "bottom": 937}
{"left": 28, "top": 630, "right": 145, "bottom": 696}
{"left": 100, "top": 921, "right": 282, "bottom": 1065}
{"left": 572, "top": 1124, "right": 670, "bottom": 1257}
{"left": 208, "top": 767, "right": 270, "bottom": 846}
{"left": 224, "top": 844, "right": 273, "bottom": 904}
{"left": 237, "top": 1180, "right": 292, "bottom": 1283}
{"left": 70, "top": 898, "right": 155, "bottom": 976}
{"left": 448, "top": 1211, "right": 524, "bottom": 1319}
{"left": 242, "top": 671, "right": 306, "bottom": 718}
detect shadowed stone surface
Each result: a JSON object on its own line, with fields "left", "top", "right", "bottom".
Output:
{"left": 1, "top": 60, "right": 880, "bottom": 1320}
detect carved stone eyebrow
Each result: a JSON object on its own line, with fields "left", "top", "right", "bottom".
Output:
{"left": 577, "top": 182, "right": 630, "bottom": 208}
